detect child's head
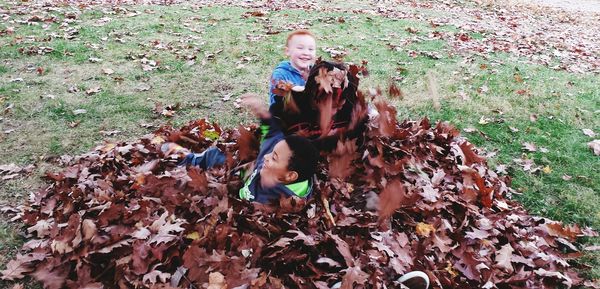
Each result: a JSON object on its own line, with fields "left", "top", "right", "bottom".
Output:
{"left": 285, "top": 30, "right": 317, "bottom": 72}
{"left": 260, "top": 135, "right": 318, "bottom": 185}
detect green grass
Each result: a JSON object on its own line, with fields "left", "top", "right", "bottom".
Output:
{"left": 0, "top": 1, "right": 598, "bottom": 285}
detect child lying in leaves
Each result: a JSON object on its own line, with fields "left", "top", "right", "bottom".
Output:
{"left": 162, "top": 94, "right": 319, "bottom": 204}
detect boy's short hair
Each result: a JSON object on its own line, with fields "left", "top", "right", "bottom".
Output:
{"left": 284, "top": 135, "right": 319, "bottom": 181}
{"left": 286, "top": 29, "right": 315, "bottom": 46}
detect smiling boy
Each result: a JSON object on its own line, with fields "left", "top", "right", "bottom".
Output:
{"left": 164, "top": 95, "right": 319, "bottom": 204}
{"left": 269, "top": 29, "right": 317, "bottom": 105}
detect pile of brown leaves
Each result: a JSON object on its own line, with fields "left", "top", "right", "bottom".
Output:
{"left": 1, "top": 101, "right": 596, "bottom": 288}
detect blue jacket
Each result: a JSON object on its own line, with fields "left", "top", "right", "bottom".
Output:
{"left": 269, "top": 61, "right": 306, "bottom": 105}
{"left": 238, "top": 117, "right": 313, "bottom": 204}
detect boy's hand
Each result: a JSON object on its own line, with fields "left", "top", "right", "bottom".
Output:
{"left": 241, "top": 93, "right": 271, "bottom": 119}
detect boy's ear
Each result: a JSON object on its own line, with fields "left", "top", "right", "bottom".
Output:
{"left": 284, "top": 46, "right": 290, "bottom": 56}
{"left": 284, "top": 170, "right": 299, "bottom": 183}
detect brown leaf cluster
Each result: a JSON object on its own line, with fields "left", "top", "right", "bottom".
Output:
{"left": 2, "top": 101, "right": 595, "bottom": 289}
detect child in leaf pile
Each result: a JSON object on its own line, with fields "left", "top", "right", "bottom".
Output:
{"left": 270, "top": 30, "right": 368, "bottom": 152}
{"left": 163, "top": 94, "right": 319, "bottom": 204}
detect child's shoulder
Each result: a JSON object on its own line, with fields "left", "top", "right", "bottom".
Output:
{"left": 271, "top": 61, "right": 292, "bottom": 73}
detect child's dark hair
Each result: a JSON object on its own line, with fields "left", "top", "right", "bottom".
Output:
{"left": 284, "top": 135, "right": 319, "bottom": 181}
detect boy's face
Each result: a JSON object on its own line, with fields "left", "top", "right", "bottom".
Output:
{"left": 260, "top": 140, "right": 298, "bottom": 187}
{"left": 285, "top": 35, "right": 316, "bottom": 72}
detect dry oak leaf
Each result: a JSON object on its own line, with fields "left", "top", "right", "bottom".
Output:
{"left": 207, "top": 272, "right": 227, "bottom": 289}
{"left": 495, "top": 243, "right": 514, "bottom": 273}
{"left": 588, "top": 140, "right": 600, "bottom": 156}
{"left": 582, "top": 129, "right": 595, "bottom": 137}
{"left": 339, "top": 264, "right": 369, "bottom": 289}
{"left": 377, "top": 179, "right": 407, "bottom": 221}
{"left": 415, "top": 222, "right": 435, "bottom": 237}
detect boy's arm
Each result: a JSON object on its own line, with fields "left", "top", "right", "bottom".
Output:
{"left": 241, "top": 94, "right": 284, "bottom": 139}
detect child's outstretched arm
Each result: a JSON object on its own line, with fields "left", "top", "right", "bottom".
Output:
{"left": 241, "top": 93, "right": 271, "bottom": 120}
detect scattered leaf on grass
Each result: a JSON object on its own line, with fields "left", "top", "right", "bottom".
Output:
{"left": 588, "top": 140, "right": 600, "bottom": 156}
{"left": 72, "top": 109, "right": 87, "bottom": 115}
{"left": 137, "top": 83, "right": 152, "bottom": 92}
{"left": 522, "top": 142, "right": 537, "bottom": 152}
{"left": 582, "top": 129, "right": 596, "bottom": 137}
{"left": 530, "top": 114, "right": 538, "bottom": 122}
{"left": 100, "top": 130, "right": 121, "bottom": 136}
{"left": 86, "top": 86, "right": 101, "bottom": 95}
{"left": 88, "top": 57, "right": 102, "bottom": 63}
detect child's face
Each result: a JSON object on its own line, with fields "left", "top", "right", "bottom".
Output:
{"left": 260, "top": 140, "right": 298, "bottom": 186}
{"left": 285, "top": 35, "right": 316, "bottom": 72}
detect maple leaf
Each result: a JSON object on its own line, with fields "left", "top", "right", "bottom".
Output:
{"left": 388, "top": 82, "right": 403, "bottom": 98}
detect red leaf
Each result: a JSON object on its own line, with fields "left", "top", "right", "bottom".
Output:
{"left": 377, "top": 179, "right": 407, "bottom": 222}
{"left": 458, "top": 141, "right": 486, "bottom": 165}
{"left": 236, "top": 126, "right": 259, "bottom": 162}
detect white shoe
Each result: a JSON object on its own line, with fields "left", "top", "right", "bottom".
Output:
{"left": 329, "top": 271, "right": 430, "bottom": 289}
{"left": 397, "top": 271, "right": 430, "bottom": 289}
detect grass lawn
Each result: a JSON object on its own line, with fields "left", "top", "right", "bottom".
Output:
{"left": 0, "top": 0, "right": 598, "bottom": 285}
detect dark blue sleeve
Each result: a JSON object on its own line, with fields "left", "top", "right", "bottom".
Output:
{"left": 179, "top": 147, "right": 226, "bottom": 169}
{"left": 260, "top": 116, "right": 284, "bottom": 140}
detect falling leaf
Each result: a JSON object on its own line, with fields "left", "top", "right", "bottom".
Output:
{"left": 388, "top": 82, "right": 402, "bottom": 98}
{"left": 102, "top": 68, "right": 114, "bottom": 75}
